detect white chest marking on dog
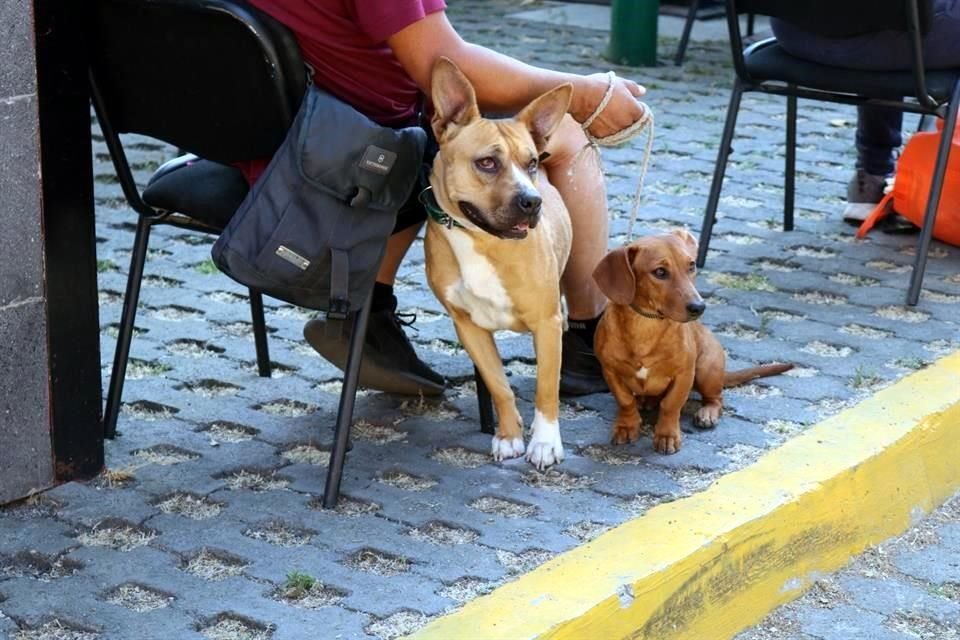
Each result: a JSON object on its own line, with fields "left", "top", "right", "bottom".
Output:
{"left": 443, "top": 229, "right": 515, "bottom": 331}
{"left": 525, "top": 409, "right": 564, "bottom": 470}
{"left": 635, "top": 366, "right": 649, "bottom": 380}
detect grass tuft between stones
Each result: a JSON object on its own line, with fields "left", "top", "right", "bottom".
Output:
{"left": 278, "top": 571, "right": 346, "bottom": 609}
{"left": 199, "top": 614, "right": 272, "bottom": 640}
{"left": 13, "top": 619, "right": 100, "bottom": 640}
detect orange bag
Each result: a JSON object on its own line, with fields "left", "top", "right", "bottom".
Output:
{"left": 857, "top": 119, "right": 960, "bottom": 246}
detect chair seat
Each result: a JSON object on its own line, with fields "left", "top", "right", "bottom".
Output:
{"left": 142, "top": 155, "right": 248, "bottom": 230}
{"left": 746, "top": 40, "right": 960, "bottom": 103}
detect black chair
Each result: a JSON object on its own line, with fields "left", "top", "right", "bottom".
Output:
{"left": 697, "top": 0, "right": 960, "bottom": 305}
{"left": 89, "top": 0, "right": 495, "bottom": 508}
{"left": 674, "top": 0, "right": 754, "bottom": 66}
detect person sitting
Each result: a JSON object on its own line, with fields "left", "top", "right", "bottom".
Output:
{"left": 237, "top": 0, "right": 649, "bottom": 397}
{"left": 769, "top": 0, "right": 960, "bottom": 225}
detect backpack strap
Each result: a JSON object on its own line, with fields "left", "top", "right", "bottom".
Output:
{"left": 324, "top": 247, "right": 351, "bottom": 338}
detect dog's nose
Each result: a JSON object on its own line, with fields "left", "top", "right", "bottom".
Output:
{"left": 686, "top": 301, "right": 706, "bottom": 319}
{"left": 513, "top": 192, "right": 542, "bottom": 217}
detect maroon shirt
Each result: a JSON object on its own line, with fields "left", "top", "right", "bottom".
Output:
{"left": 238, "top": 0, "right": 446, "bottom": 183}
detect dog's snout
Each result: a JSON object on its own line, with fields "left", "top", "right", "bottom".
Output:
{"left": 686, "top": 301, "right": 706, "bottom": 319}
{"left": 513, "top": 192, "right": 542, "bottom": 217}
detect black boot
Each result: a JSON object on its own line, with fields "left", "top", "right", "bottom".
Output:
{"left": 559, "top": 325, "right": 608, "bottom": 396}
{"left": 304, "top": 301, "right": 445, "bottom": 397}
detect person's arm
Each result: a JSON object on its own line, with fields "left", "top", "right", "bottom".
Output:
{"left": 387, "top": 11, "right": 646, "bottom": 138}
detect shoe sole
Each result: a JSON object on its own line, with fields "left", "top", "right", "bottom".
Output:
{"left": 304, "top": 322, "right": 445, "bottom": 397}
{"left": 842, "top": 202, "right": 877, "bottom": 224}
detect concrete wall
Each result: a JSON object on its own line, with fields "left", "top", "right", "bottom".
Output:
{"left": 0, "top": 0, "right": 55, "bottom": 503}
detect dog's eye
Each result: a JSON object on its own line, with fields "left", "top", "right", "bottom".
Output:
{"left": 475, "top": 156, "right": 499, "bottom": 173}
{"left": 688, "top": 262, "right": 696, "bottom": 274}
{"left": 653, "top": 267, "right": 669, "bottom": 280}
{"left": 527, "top": 158, "right": 538, "bottom": 174}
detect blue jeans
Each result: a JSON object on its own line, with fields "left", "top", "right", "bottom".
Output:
{"left": 771, "top": 0, "right": 960, "bottom": 175}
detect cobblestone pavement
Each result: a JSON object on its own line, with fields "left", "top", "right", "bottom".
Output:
{"left": 737, "top": 492, "right": 960, "bottom": 640}
{"left": 2, "top": 1, "right": 959, "bottom": 638}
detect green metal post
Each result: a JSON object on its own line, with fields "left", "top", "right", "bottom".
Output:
{"left": 607, "top": 0, "right": 660, "bottom": 67}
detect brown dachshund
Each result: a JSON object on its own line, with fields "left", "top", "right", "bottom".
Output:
{"left": 592, "top": 229, "right": 792, "bottom": 454}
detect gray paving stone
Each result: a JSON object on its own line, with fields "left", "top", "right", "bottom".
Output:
{"left": 893, "top": 525, "right": 960, "bottom": 586}
{"left": 793, "top": 603, "right": 917, "bottom": 640}
{"left": 0, "top": 517, "right": 77, "bottom": 557}
{"left": 839, "top": 575, "right": 960, "bottom": 627}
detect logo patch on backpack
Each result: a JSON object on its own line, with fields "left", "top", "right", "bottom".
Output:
{"left": 361, "top": 145, "right": 397, "bottom": 175}
{"left": 275, "top": 245, "right": 310, "bottom": 270}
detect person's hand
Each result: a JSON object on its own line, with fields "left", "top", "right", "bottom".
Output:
{"left": 571, "top": 72, "right": 647, "bottom": 139}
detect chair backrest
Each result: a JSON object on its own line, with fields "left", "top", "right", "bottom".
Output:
{"left": 89, "top": 0, "right": 307, "bottom": 164}
{"left": 725, "top": 0, "right": 938, "bottom": 108}
{"left": 732, "top": 0, "right": 932, "bottom": 38}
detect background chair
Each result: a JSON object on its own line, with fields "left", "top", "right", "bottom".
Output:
{"left": 696, "top": 0, "right": 960, "bottom": 305}
{"left": 674, "top": 0, "right": 754, "bottom": 66}
{"left": 89, "top": 0, "right": 494, "bottom": 508}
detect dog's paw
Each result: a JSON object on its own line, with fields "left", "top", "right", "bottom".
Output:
{"left": 611, "top": 421, "right": 641, "bottom": 445}
{"left": 653, "top": 430, "right": 682, "bottom": 455}
{"left": 525, "top": 410, "right": 564, "bottom": 470}
{"left": 526, "top": 440, "right": 565, "bottom": 470}
{"left": 694, "top": 405, "right": 722, "bottom": 429}
{"left": 491, "top": 436, "right": 525, "bottom": 461}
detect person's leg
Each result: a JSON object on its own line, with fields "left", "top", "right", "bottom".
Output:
{"left": 375, "top": 224, "right": 420, "bottom": 286}
{"left": 543, "top": 115, "right": 610, "bottom": 395}
{"left": 303, "top": 191, "right": 446, "bottom": 396}
{"left": 543, "top": 115, "right": 609, "bottom": 320}
{"left": 369, "top": 222, "right": 419, "bottom": 314}
{"left": 844, "top": 105, "right": 903, "bottom": 222}
{"left": 856, "top": 106, "right": 903, "bottom": 177}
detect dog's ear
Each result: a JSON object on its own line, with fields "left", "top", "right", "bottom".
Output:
{"left": 671, "top": 228, "right": 698, "bottom": 254}
{"left": 593, "top": 246, "right": 638, "bottom": 306}
{"left": 517, "top": 83, "right": 573, "bottom": 150}
{"left": 430, "top": 57, "right": 481, "bottom": 142}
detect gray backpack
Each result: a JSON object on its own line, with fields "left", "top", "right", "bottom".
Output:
{"left": 212, "top": 86, "right": 428, "bottom": 318}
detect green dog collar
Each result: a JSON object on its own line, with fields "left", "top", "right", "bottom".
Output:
{"left": 419, "top": 186, "right": 466, "bottom": 230}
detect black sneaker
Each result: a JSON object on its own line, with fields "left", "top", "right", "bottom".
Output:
{"left": 559, "top": 329, "right": 608, "bottom": 396}
{"left": 304, "top": 309, "right": 446, "bottom": 397}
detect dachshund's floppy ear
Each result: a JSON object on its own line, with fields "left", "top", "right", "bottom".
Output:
{"left": 430, "top": 57, "right": 481, "bottom": 142}
{"left": 593, "top": 246, "right": 639, "bottom": 306}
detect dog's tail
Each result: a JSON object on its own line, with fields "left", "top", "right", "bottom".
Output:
{"left": 723, "top": 363, "right": 793, "bottom": 388}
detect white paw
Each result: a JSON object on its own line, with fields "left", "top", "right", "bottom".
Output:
{"left": 491, "top": 436, "right": 525, "bottom": 461}
{"left": 525, "top": 410, "right": 564, "bottom": 470}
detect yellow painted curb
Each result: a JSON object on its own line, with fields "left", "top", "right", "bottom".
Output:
{"left": 409, "top": 351, "right": 960, "bottom": 640}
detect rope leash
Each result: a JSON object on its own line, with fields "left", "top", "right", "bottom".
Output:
{"left": 570, "top": 70, "right": 655, "bottom": 241}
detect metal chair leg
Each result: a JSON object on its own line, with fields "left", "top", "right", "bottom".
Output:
{"left": 698, "top": 80, "right": 745, "bottom": 267}
{"left": 475, "top": 366, "right": 495, "bottom": 435}
{"left": 103, "top": 216, "right": 152, "bottom": 439}
{"left": 907, "top": 86, "right": 960, "bottom": 305}
{"left": 322, "top": 293, "right": 373, "bottom": 509}
{"left": 675, "top": 0, "right": 700, "bottom": 66}
{"left": 248, "top": 289, "right": 272, "bottom": 378}
{"left": 784, "top": 93, "right": 797, "bottom": 231}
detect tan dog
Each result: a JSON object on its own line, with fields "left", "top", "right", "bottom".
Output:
{"left": 593, "top": 229, "right": 792, "bottom": 454}
{"left": 424, "top": 58, "right": 573, "bottom": 469}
